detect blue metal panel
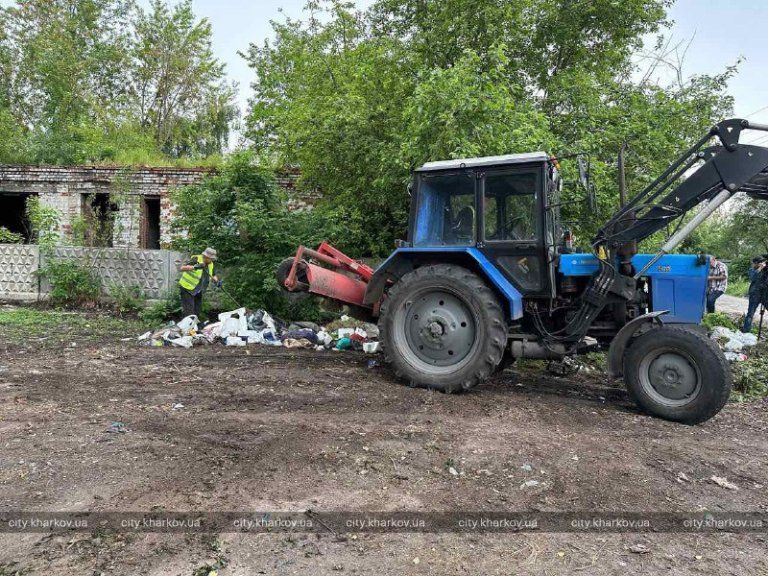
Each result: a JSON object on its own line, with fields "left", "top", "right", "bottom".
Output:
{"left": 558, "top": 253, "right": 708, "bottom": 323}
{"left": 375, "top": 247, "right": 524, "bottom": 320}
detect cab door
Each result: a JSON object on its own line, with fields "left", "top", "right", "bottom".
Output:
{"left": 478, "top": 165, "right": 550, "bottom": 297}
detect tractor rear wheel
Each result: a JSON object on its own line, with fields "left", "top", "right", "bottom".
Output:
{"left": 378, "top": 264, "right": 507, "bottom": 393}
{"left": 623, "top": 325, "right": 731, "bottom": 424}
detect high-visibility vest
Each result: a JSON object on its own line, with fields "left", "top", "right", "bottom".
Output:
{"left": 179, "top": 254, "right": 214, "bottom": 291}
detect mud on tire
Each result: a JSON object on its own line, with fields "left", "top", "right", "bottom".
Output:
{"left": 378, "top": 264, "right": 507, "bottom": 393}
{"left": 623, "top": 325, "right": 731, "bottom": 424}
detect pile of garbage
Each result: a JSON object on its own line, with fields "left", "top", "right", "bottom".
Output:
{"left": 137, "top": 308, "right": 382, "bottom": 354}
{"left": 710, "top": 326, "right": 759, "bottom": 362}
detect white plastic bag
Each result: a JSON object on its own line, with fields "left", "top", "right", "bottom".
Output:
{"left": 169, "top": 336, "right": 194, "bottom": 349}
{"left": 177, "top": 315, "right": 199, "bottom": 333}
{"left": 218, "top": 308, "right": 248, "bottom": 337}
{"left": 225, "top": 336, "right": 246, "bottom": 347}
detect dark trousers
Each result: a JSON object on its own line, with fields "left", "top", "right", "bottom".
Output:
{"left": 742, "top": 296, "right": 762, "bottom": 333}
{"left": 180, "top": 288, "right": 202, "bottom": 318}
{"left": 706, "top": 289, "right": 724, "bottom": 314}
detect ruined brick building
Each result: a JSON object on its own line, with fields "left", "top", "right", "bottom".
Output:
{"left": 0, "top": 165, "right": 306, "bottom": 249}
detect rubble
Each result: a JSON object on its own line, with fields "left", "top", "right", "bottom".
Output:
{"left": 139, "top": 308, "right": 383, "bottom": 355}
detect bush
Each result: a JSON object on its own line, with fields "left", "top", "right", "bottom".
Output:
{"left": 170, "top": 151, "right": 342, "bottom": 320}
{"left": 140, "top": 289, "right": 182, "bottom": 325}
{"left": 702, "top": 312, "right": 738, "bottom": 331}
{"left": 732, "top": 342, "right": 768, "bottom": 400}
{"left": 40, "top": 260, "right": 101, "bottom": 307}
{"left": 0, "top": 226, "right": 23, "bottom": 244}
{"left": 109, "top": 284, "right": 145, "bottom": 316}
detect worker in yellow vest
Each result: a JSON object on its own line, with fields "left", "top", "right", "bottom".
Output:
{"left": 179, "top": 247, "right": 220, "bottom": 318}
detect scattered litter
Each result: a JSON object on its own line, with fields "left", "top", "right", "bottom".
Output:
{"left": 335, "top": 337, "right": 352, "bottom": 351}
{"left": 172, "top": 403, "right": 185, "bottom": 410}
{"left": 225, "top": 336, "right": 246, "bottom": 347}
{"left": 367, "top": 359, "right": 379, "bottom": 369}
{"left": 177, "top": 315, "right": 199, "bottom": 333}
{"left": 520, "top": 479, "right": 540, "bottom": 489}
{"left": 629, "top": 544, "right": 650, "bottom": 554}
{"left": 169, "top": 336, "right": 194, "bottom": 349}
{"left": 139, "top": 307, "right": 383, "bottom": 356}
{"left": 521, "top": 464, "right": 533, "bottom": 472}
{"left": 106, "top": 421, "right": 127, "bottom": 434}
{"left": 710, "top": 475, "right": 739, "bottom": 490}
{"left": 448, "top": 467, "right": 459, "bottom": 476}
{"left": 337, "top": 328, "right": 355, "bottom": 339}
{"left": 676, "top": 472, "right": 691, "bottom": 483}
{"left": 711, "top": 327, "right": 758, "bottom": 360}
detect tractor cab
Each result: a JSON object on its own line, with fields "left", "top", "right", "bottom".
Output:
{"left": 409, "top": 152, "right": 561, "bottom": 297}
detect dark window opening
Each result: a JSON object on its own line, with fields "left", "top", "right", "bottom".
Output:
{"left": 0, "top": 193, "right": 36, "bottom": 242}
{"left": 142, "top": 197, "right": 161, "bottom": 250}
{"left": 81, "top": 193, "right": 118, "bottom": 247}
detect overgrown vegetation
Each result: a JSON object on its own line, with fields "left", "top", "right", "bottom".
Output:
{"left": 171, "top": 152, "right": 339, "bottom": 318}
{"left": 732, "top": 342, "right": 768, "bottom": 400}
{"left": 108, "top": 284, "right": 145, "bottom": 316}
{"left": 0, "top": 227, "right": 23, "bottom": 244}
{"left": 243, "top": 0, "right": 736, "bottom": 255}
{"left": 39, "top": 260, "right": 102, "bottom": 308}
{"left": 0, "top": 0, "right": 235, "bottom": 166}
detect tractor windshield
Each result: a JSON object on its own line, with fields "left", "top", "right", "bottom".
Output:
{"left": 413, "top": 172, "right": 476, "bottom": 246}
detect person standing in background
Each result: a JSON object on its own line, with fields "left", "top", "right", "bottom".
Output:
{"left": 743, "top": 256, "right": 767, "bottom": 333}
{"left": 707, "top": 255, "right": 728, "bottom": 314}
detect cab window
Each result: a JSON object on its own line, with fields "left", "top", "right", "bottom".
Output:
{"left": 484, "top": 171, "right": 537, "bottom": 241}
{"left": 413, "top": 172, "right": 476, "bottom": 246}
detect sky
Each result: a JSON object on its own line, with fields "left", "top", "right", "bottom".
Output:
{"left": 180, "top": 0, "right": 768, "bottom": 144}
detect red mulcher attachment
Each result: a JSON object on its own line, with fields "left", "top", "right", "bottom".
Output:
{"left": 280, "top": 242, "right": 375, "bottom": 309}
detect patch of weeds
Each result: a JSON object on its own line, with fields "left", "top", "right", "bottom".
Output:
{"left": 732, "top": 342, "right": 768, "bottom": 400}
{"left": 108, "top": 283, "right": 145, "bottom": 316}
{"left": 0, "top": 307, "right": 149, "bottom": 345}
{"left": 702, "top": 312, "right": 739, "bottom": 331}
{"left": 39, "top": 259, "right": 101, "bottom": 308}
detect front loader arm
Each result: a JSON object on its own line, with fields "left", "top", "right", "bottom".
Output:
{"left": 546, "top": 119, "right": 768, "bottom": 348}
{"left": 594, "top": 118, "right": 768, "bottom": 249}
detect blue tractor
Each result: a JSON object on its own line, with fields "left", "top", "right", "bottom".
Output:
{"left": 281, "top": 119, "right": 768, "bottom": 424}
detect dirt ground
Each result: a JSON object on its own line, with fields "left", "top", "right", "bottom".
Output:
{"left": 1, "top": 314, "right": 767, "bottom": 575}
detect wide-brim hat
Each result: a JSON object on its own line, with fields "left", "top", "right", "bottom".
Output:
{"left": 202, "top": 248, "right": 218, "bottom": 260}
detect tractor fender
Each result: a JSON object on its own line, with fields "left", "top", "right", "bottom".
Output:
{"left": 607, "top": 311, "right": 668, "bottom": 378}
{"left": 364, "top": 247, "right": 524, "bottom": 320}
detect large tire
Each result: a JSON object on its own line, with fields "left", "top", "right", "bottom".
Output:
{"left": 378, "top": 264, "right": 507, "bottom": 393}
{"left": 623, "top": 325, "right": 731, "bottom": 424}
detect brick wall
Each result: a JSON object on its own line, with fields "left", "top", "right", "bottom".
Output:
{"left": 0, "top": 164, "right": 318, "bottom": 249}
{"left": 0, "top": 165, "right": 212, "bottom": 249}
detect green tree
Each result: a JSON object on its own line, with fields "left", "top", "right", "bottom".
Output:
{"left": 132, "top": 0, "right": 238, "bottom": 157}
{"left": 243, "top": 0, "right": 735, "bottom": 255}
{"left": 0, "top": 0, "right": 237, "bottom": 165}
{"left": 170, "top": 151, "right": 340, "bottom": 315}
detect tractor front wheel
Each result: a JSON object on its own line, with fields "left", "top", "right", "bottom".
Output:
{"left": 379, "top": 264, "right": 507, "bottom": 393}
{"left": 623, "top": 325, "right": 731, "bottom": 424}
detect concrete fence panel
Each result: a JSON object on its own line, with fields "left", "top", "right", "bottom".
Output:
{"left": 0, "top": 243, "right": 183, "bottom": 301}
{"left": 0, "top": 244, "right": 39, "bottom": 301}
